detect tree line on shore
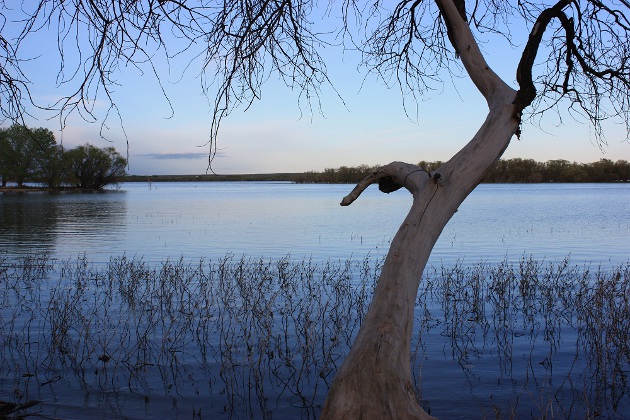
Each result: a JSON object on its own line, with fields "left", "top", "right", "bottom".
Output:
{"left": 0, "top": 125, "right": 127, "bottom": 190}
{"left": 2, "top": 123, "right": 627, "bottom": 187}
{"left": 292, "top": 158, "right": 630, "bottom": 184}
{"left": 124, "top": 158, "right": 629, "bottom": 184}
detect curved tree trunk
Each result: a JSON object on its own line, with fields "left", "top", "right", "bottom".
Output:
{"left": 320, "top": 1, "right": 520, "bottom": 418}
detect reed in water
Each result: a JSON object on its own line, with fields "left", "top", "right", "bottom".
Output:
{"left": 0, "top": 254, "right": 628, "bottom": 418}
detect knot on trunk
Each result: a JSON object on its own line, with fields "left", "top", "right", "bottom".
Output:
{"left": 378, "top": 176, "right": 403, "bottom": 193}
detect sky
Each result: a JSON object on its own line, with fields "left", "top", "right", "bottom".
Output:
{"left": 5, "top": 3, "right": 630, "bottom": 175}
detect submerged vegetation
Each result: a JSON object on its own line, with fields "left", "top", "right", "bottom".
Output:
{"left": 0, "top": 254, "right": 628, "bottom": 418}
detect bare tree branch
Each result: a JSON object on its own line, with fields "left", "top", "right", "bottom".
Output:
{"left": 516, "top": 0, "right": 630, "bottom": 141}
{"left": 1, "top": 0, "right": 629, "bottom": 152}
{"left": 340, "top": 161, "right": 430, "bottom": 206}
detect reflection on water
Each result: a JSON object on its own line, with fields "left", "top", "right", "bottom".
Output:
{"left": 0, "top": 191, "right": 126, "bottom": 259}
{"left": 0, "top": 194, "right": 58, "bottom": 255}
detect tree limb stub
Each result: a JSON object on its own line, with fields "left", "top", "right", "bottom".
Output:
{"left": 340, "top": 162, "right": 428, "bottom": 206}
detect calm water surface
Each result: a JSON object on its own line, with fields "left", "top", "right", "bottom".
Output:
{"left": 1, "top": 182, "right": 628, "bottom": 266}
{"left": 1, "top": 182, "right": 629, "bottom": 419}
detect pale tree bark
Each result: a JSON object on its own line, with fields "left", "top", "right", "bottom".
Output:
{"left": 320, "top": 0, "right": 519, "bottom": 417}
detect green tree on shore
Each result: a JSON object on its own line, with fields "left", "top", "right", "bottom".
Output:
{"left": 65, "top": 144, "right": 127, "bottom": 189}
{"left": 38, "top": 144, "right": 65, "bottom": 188}
{"left": 0, "top": 125, "right": 56, "bottom": 187}
{"left": 0, "top": 125, "right": 127, "bottom": 189}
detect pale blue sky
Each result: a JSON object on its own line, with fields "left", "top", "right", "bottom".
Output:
{"left": 6, "top": 4, "right": 629, "bottom": 175}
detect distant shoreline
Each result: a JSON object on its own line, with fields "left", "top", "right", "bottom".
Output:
{"left": 2, "top": 175, "right": 628, "bottom": 193}
{"left": 0, "top": 166, "right": 630, "bottom": 194}
{"left": 122, "top": 173, "right": 303, "bottom": 183}
{"left": 4, "top": 158, "right": 629, "bottom": 188}
{"left": 121, "top": 174, "right": 630, "bottom": 183}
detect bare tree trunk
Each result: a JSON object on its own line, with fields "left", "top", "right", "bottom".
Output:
{"left": 320, "top": 1, "right": 520, "bottom": 418}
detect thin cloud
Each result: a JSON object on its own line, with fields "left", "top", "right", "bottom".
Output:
{"left": 139, "top": 152, "right": 223, "bottom": 160}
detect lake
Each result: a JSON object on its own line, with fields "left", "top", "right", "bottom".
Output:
{"left": 1, "top": 182, "right": 629, "bottom": 266}
{"left": 1, "top": 182, "right": 629, "bottom": 419}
